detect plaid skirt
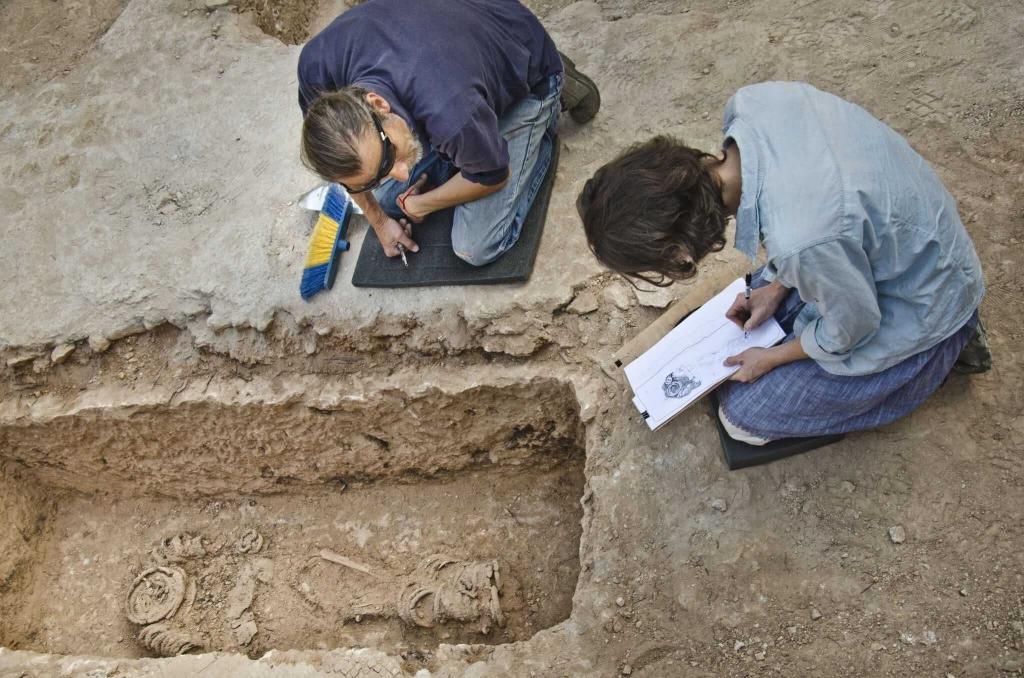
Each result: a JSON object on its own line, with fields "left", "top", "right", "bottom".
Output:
{"left": 718, "top": 277, "right": 979, "bottom": 441}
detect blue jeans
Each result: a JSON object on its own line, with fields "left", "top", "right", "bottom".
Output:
{"left": 374, "top": 74, "right": 563, "bottom": 266}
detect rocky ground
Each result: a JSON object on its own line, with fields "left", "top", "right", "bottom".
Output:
{"left": 1, "top": 0, "right": 1022, "bottom": 676}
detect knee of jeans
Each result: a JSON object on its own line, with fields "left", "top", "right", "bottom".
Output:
{"left": 451, "top": 237, "right": 498, "bottom": 267}
{"left": 451, "top": 227, "right": 501, "bottom": 267}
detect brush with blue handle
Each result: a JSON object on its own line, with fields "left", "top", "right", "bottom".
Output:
{"left": 300, "top": 185, "right": 353, "bottom": 301}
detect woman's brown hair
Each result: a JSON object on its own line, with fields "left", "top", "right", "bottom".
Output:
{"left": 576, "top": 136, "right": 727, "bottom": 286}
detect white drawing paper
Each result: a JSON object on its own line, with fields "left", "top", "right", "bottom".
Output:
{"left": 624, "top": 278, "right": 786, "bottom": 430}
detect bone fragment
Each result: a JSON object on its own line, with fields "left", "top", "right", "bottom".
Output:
{"left": 319, "top": 549, "right": 380, "bottom": 578}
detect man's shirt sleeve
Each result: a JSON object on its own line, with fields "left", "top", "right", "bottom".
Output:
{"left": 775, "top": 237, "right": 883, "bottom": 368}
{"left": 436, "top": 96, "right": 510, "bottom": 186}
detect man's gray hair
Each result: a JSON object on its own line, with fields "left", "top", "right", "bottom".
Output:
{"left": 301, "top": 85, "right": 374, "bottom": 182}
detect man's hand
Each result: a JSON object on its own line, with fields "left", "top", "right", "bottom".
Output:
{"left": 353, "top": 190, "right": 419, "bottom": 258}
{"left": 724, "top": 347, "right": 778, "bottom": 383}
{"left": 397, "top": 174, "right": 430, "bottom": 223}
{"left": 725, "top": 281, "right": 789, "bottom": 331}
{"left": 374, "top": 216, "right": 418, "bottom": 258}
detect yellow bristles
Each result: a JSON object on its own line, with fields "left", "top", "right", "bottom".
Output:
{"left": 304, "top": 214, "right": 339, "bottom": 268}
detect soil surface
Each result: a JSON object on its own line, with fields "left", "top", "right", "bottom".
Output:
{"left": 1, "top": 0, "right": 1023, "bottom": 677}
{"left": 238, "top": 0, "right": 321, "bottom": 44}
{"left": 0, "top": 0, "right": 129, "bottom": 92}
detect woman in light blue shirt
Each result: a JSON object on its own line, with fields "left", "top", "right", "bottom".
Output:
{"left": 577, "top": 82, "right": 988, "bottom": 445}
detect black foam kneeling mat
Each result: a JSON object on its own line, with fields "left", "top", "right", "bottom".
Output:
{"left": 707, "top": 392, "right": 845, "bottom": 470}
{"left": 352, "top": 143, "right": 559, "bottom": 288}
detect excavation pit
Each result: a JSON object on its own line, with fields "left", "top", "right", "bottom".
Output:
{"left": 0, "top": 377, "right": 586, "bottom": 662}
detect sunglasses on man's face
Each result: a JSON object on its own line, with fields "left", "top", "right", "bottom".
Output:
{"left": 341, "top": 112, "right": 396, "bottom": 195}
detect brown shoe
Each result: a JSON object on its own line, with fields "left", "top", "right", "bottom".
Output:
{"left": 558, "top": 51, "right": 600, "bottom": 124}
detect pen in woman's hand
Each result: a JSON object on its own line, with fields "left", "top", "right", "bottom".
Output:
{"left": 744, "top": 272, "right": 752, "bottom": 339}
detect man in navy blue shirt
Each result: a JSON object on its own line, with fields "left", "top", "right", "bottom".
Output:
{"left": 298, "top": 0, "right": 599, "bottom": 266}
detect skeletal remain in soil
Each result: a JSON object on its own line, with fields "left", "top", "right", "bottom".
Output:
{"left": 319, "top": 548, "right": 378, "bottom": 577}
{"left": 125, "top": 566, "right": 188, "bottom": 625}
{"left": 396, "top": 555, "right": 505, "bottom": 633}
{"left": 137, "top": 622, "right": 203, "bottom": 657}
{"left": 153, "top": 533, "right": 212, "bottom": 564}
{"left": 318, "top": 552, "right": 506, "bottom": 634}
{"left": 235, "top": 529, "right": 265, "bottom": 554}
{"left": 127, "top": 533, "right": 274, "bottom": 651}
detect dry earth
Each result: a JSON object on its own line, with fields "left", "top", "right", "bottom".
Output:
{"left": 1, "top": 0, "right": 1022, "bottom": 677}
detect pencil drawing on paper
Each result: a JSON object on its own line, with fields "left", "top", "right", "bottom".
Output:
{"left": 656, "top": 327, "right": 743, "bottom": 401}
{"left": 704, "top": 336, "right": 751, "bottom": 366}
{"left": 662, "top": 368, "right": 702, "bottom": 399}
{"left": 623, "top": 278, "right": 787, "bottom": 429}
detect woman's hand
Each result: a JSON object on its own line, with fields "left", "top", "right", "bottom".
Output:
{"left": 724, "top": 347, "right": 779, "bottom": 383}
{"left": 725, "top": 339, "right": 809, "bottom": 383}
{"left": 725, "top": 281, "right": 789, "bottom": 331}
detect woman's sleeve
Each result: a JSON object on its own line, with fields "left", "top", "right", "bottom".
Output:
{"left": 776, "top": 236, "right": 882, "bottom": 365}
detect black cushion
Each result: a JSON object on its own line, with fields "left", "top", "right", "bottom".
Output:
{"left": 707, "top": 392, "right": 845, "bottom": 470}
{"left": 352, "top": 142, "right": 559, "bottom": 288}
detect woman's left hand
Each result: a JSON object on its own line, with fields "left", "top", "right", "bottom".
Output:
{"left": 724, "top": 347, "right": 778, "bottom": 383}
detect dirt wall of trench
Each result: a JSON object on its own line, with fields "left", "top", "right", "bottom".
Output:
{"left": 0, "top": 379, "right": 584, "bottom": 497}
{"left": 0, "top": 465, "right": 48, "bottom": 641}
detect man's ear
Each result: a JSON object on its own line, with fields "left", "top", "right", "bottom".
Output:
{"left": 364, "top": 92, "right": 391, "bottom": 115}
